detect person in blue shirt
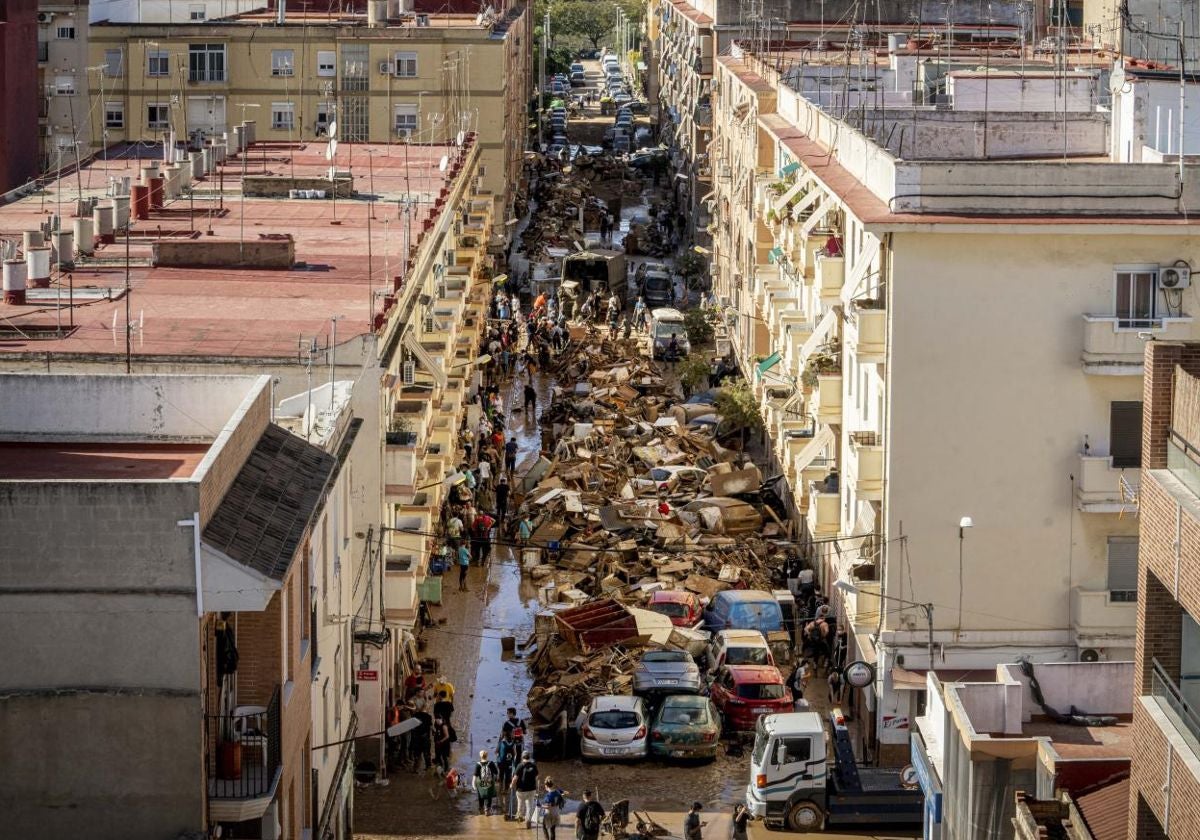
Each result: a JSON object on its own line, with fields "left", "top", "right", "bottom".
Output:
{"left": 457, "top": 542, "right": 471, "bottom": 592}
{"left": 540, "top": 779, "right": 568, "bottom": 840}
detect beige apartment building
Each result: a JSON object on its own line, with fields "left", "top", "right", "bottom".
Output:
{"left": 37, "top": 0, "right": 93, "bottom": 174}
{"left": 85, "top": 0, "right": 531, "bottom": 219}
{"left": 708, "top": 41, "right": 1200, "bottom": 763}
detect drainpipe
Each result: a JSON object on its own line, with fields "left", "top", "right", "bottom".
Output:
{"left": 179, "top": 512, "right": 203, "bottom": 616}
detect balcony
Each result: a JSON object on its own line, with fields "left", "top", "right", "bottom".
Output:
{"left": 807, "top": 478, "right": 840, "bottom": 537}
{"left": 1150, "top": 658, "right": 1200, "bottom": 748}
{"left": 1076, "top": 453, "right": 1140, "bottom": 513}
{"left": 208, "top": 686, "right": 282, "bottom": 822}
{"left": 1082, "top": 314, "right": 1196, "bottom": 374}
{"left": 812, "top": 373, "right": 843, "bottom": 425}
{"left": 1071, "top": 586, "right": 1137, "bottom": 648}
{"left": 814, "top": 256, "right": 844, "bottom": 301}
{"left": 849, "top": 431, "right": 883, "bottom": 500}
{"left": 852, "top": 301, "right": 886, "bottom": 363}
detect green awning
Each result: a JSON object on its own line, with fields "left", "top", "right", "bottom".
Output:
{"left": 756, "top": 351, "right": 782, "bottom": 377}
{"left": 778, "top": 161, "right": 800, "bottom": 178}
{"left": 768, "top": 246, "right": 783, "bottom": 263}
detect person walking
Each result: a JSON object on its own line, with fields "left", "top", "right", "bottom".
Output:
{"left": 524, "top": 382, "right": 538, "bottom": 417}
{"left": 541, "top": 779, "right": 567, "bottom": 840}
{"left": 731, "top": 804, "right": 752, "bottom": 840}
{"left": 505, "top": 436, "right": 519, "bottom": 473}
{"left": 511, "top": 751, "right": 540, "bottom": 827}
{"left": 433, "top": 713, "right": 453, "bottom": 772}
{"left": 457, "top": 541, "right": 471, "bottom": 591}
{"left": 667, "top": 333, "right": 680, "bottom": 368}
{"left": 496, "top": 475, "right": 510, "bottom": 524}
{"left": 576, "top": 790, "right": 605, "bottom": 840}
{"left": 473, "top": 749, "right": 501, "bottom": 815}
{"left": 828, "top": 668, "right": 844, "bottom": 705}
{"left": 496, "top": 730, "right": 518, "bottom": 804}
{"left": 433, "top": 690, "right": 455, "bottom": 724}
{"left": 683, "top": 802, "right": 705, "bottom": 840}
{"left": 411, "top": 701, "right": 433, "bottom": 773}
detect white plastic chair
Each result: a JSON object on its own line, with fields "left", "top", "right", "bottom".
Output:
{"left": 233, "top": 705, "right": 268, "bottom": 768}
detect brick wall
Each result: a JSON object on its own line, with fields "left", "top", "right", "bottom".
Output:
{"left": 1142, "top": 342, "right": 1200, "bottom": 469}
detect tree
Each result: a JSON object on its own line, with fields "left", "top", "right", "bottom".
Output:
{"left": 683, "top": 308, "right": 714, "bottom": 347}
{"left": 715, "top": 380, "right": 764, "bottom": 448}
{"left": 677, "top": 353, "right": 711, "bottom": 398}
{"left": 674, "top": 250, "right": 709, "bottom": 290}
{"left": 550, "top": 0, "right": 617, "bottom": 51}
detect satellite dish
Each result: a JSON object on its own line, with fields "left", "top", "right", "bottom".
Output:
{"left": 327, "top": 120, "right": 338, "bottom": 139}
{"left": 438, "top": 155, "right": 449, "bottom": 172}
{"left": 456, "top": 130, "right": 465, "bottom": 146}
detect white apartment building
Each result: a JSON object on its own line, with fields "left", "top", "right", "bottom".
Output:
{"left": 710, "top": 42, "right": 1200, "bottom": 763}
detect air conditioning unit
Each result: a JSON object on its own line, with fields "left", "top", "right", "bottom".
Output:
{"left": 379, "top": 61, "right": 395, "bottom": 75}
{"left": 1078, "top": 648, "right": 1105, "bottom": 662}
{"left": 1161, "top": 265, "right": 1192, "bottom": 290}
{"left": 37, "top": 11, "right": 55, "bottom": 23}
{"left": 314, "top": 123, "right": 328, "bottom": 136}
{"left": 395, "top": 128, "right": 412, "bottom": 139}
{"left": 402, "top": 360, "right": 415, "bottom": 385}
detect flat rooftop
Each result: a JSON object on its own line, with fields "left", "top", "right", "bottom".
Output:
{"left": 1024, "top": 718, "right": 1135, "bottom": 761}
{"left": 0, "top": 442, "right": 211, "bottom": 480}
{"left": 0, "top": 140, "right": 463, "bottom": 360}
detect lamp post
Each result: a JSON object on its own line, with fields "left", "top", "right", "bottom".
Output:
{"left": 834, "top": 578, "right": 936, "bottom": 672}
{"left": 957, "top": 516, "right": 973, "bottom": 633}
{"left": 237, "top": 102, "right": 260, "bottom": 262}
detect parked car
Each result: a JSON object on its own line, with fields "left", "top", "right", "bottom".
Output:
{"left": 704, "top": 629, "right": 775, "bottom": 675}
{"left": 650, "top": 695, "right": 722, "bottom": 760}
{"left": 578, "top": 695, "right": 649, "bottom": 760}
{"left": 571, "top": 71, "right": 586, "bottom": 86}
{"left": 702, "top": 590, "right": 784, "bottom": 634}
{"left": 578, "top": 48, "right": 600, "bottom": 59}
{"left": 635, "top": 261, "right": 669, "bottom": 283}
{"left": 633, "top": 649, "right": 703, "bottom": 695}
{"left": 709, "top": 665, "right": 792, "bottom": 730}
{"left": 640, "top": 270, "right": 674, "bottom": 307}
{"left": 649, "top": 307, "right": 689, "bottom": 360}
{"left": 570, "top": 61, "right": 585, "bottom": 74}
{"left": 646, "top": 589, "right": 704, "bottom": 627}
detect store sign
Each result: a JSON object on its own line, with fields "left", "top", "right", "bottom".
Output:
{"left": 356, "top": 669, "right": 378, "bottom": 681}
{"left": 843, "top": 660, "right": 875, "bottom": 689}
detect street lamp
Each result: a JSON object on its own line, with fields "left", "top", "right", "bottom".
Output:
{"left": 834, "top": 579, "right": 936, "bottom": 672}
{"left": 957, "top": 516, "right": 973, "bottom": 633}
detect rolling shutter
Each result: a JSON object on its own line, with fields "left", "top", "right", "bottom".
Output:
{"left": 1109, "top": 401, "right": 1143, "bottom": 468}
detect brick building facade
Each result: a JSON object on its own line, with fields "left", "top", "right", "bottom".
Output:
{"left": 1127, "top": 341, "right": 1200, "bottom": 839}
{"left": 0, "top": 0, "right": 40, "bottom": 193}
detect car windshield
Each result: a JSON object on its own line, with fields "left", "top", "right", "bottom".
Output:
{"left": 661, "top": 704, "right": 709, "bottom": 726}
{"left": 752, "top": 720, "right": 770, "bottom": 764}
{"left": 651, "top": 602, "right": 689, "bottom": 617}
{"left": 654, "top": 322, "right": 683, "bottom": 340}
{"left": 644, "top": 650, "right": 689, "bottom": 663}
{"left": 644, "top": 277, "right": 670, "bottom": 291}
{"left": 727, "top": 647, "right": 770, "bottom": 666}
{"left": 737, "top": 682, "right": 785, "bottom": 700}
{"left": 590, "top": 710, "right": 640, "bottom": 729}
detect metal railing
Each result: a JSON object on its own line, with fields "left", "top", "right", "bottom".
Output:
{"left": 1151, "top": 658, "right": 1200, "bottom": 744}
{"left": 208, "top": 685, "right": 282, "bottom": 799}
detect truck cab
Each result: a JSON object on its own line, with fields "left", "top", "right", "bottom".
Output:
{"left": 745, "top": 710, "right": 923, "bottom": 832}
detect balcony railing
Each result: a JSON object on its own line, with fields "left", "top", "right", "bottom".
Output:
{"left": 1151, "top": 658, "right": 1200, "bottom": 745}
{"left": 1082, "top": 314, "right": 1196, "bottom": 374}
{"left": 208, "top": 685, "right": 281, "bottom": 802}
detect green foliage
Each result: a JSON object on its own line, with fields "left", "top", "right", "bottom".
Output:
{"left": 674, "top": 250, "right": 707, "bottom": 282}
{"left": 683, "top": 308, "right": 715, "bottom": 346}
{"left": 715, "top": 381, "right": 764, "bottom": 442}
{"left": 550, "top": 0, "right": 616, "bottom": 49}
{"left": 677, "top": 353, "right": 711, "bottom": 397}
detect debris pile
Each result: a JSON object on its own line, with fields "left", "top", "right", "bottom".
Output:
{"left": 522, "top": 154, "right": 642, "bottom": 261}
{"left": 517, "top": 335, "right": 799, "bottom": 726}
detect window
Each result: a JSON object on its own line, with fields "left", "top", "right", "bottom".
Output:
{"left": 147, "top": 49, "right": 169, "bottom": 77}
{"left": 775, "top": 736, "right": 812, "bottom": 764}
{"left": 1107, "top": 536, "right": 1138, "bottom": 602}
{"left": 317, "top": 50, "right": 336, "bottom": 76}
{"left": 394, "top": 51, "right": 418, "bottom": 77}
{"left": 394, "top": 103, "right": 418, "bottom": 137}
{"left": 55, "top": 25, "right": 75, "bottom": 39}
{"left": 188, "top": 43, "right": 226, "bottom": 82}
{"left": 53, "top": 74, "right": 75, "bottom": 95}
{"left": 104, "top": 49, "right": 123, "bottom": 77}
{"left": 104, "top": 102, "right": 124, "bottom": 129}
{"left": 37, "top": 41, "right": 48, "bottom": 63}
{"left": 1110, "top": 400, "right": 1143, "bottom": 468}
{"left": 189, "top": 4, "right": 206, "bottom": 19}
{"left": 315, "top": 100, "right": 335, "bottom": 135}
{"left": 147, "top": 103, "right": 170, "bottom": 130}
{"left": 271, "top": 49, "right": 294, "bottom": 76}
{"left": 271, "top": 101, "right": 295, "bottom": 130}
{"left": 1115, "top": 268, "right": 1158, "bottom": 328}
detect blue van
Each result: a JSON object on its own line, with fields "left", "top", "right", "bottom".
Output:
{"left": 702, "top": 590, "right": 783, "bottom": 634}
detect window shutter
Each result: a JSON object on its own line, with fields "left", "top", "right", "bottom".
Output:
{"left": 1110, "top": 401, "right": 1143, "bottom": 468}
{"left": 1107, "top": 536, "right": 1139, "bottom": 596}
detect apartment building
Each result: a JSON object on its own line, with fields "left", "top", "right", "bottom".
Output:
{"left": 0, "top": 373, "right": 332, "bottom": 839}
{"left": 0, "top": 129, "right": 496, "bottom": 809}
{"left": 85, "top": 0, "right": 532, "bottom": 220}
{"left": 36, "top": 0, "right": 93, "bottom": 175}
{"left": 0, "top": 0, "right": 40, "bottom": 193}
{"left": 1125, "top": 342, "right": 1200, "bottom": 839}
{"left": 708, "top": 41, "right": 1200, "bottom": 763}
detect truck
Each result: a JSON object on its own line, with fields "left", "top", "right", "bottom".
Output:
{"left": 561, "top": 249, "right": 627, "bottom": 309}
{"left": 745, "top": 710, "right": 923, "bottom": 832}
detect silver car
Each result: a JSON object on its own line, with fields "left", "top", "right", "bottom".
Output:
{"left": 579, "top": 695, "right": 649, "bottom": 760}
{"left": 632, "top": 649, "right": 703, "bottom": 695}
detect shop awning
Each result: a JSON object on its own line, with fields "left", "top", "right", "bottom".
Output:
{"left": 798, "top": 307, "right": 838, "bottom": 364}
{"left": 755, "top": 351, "right": 782, "bottom": 377}
{"left": 793, "top": 425, "right": 835, "bottom": 474}
{"left": 768, "top": 247, "right": 783, "bottom": 264}
{"left": 403, "top": 331, "right": 447, "bottom": 388}
{"left": 778, "top": 161, "right": 800, "bottom": 178}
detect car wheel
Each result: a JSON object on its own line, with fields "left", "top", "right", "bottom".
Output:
{"left": 785, "top": 800, "right": 824, "bottom": 832}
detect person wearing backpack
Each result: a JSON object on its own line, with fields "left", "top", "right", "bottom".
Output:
{"left": 540, "top": 778, "right": 567, "bottom": 840}
{"left": 473, "top": 749, "right": 501, "bottom": 815}
{"left": 433, "top": 714, "right": 453, "bottom": 773}
{"left": 511, "top": 751, "right": 540, "bottom": 827}
{"left": 575, "top": 789, "right": 605, "bottom": 840}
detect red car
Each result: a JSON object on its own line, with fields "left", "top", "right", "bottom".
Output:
{"left": 709, "top": 665, "right": 793, "bottom": 730}
{"left": 646, "top": 590, "right": 703, "bottom": 628}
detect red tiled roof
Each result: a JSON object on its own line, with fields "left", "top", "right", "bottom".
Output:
{"left": 1073, "top": 777, "right": 1130, "bottom": 840}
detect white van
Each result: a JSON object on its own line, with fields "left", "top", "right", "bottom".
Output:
{"left": 649, "top": 307, "right": 689, "bottom": 360}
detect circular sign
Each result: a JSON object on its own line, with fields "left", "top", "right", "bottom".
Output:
{"left": 900, "top": 765, "right": 919, "bottom": 789}
{"left": 843, "top": 660, "right": 876, "bottom": 689}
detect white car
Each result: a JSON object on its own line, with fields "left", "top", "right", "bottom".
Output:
{"left": 578, "top": 695, "right": 649, "bottom": 760}
{"left": 704, "top": 629, "right": 775, "bottom": 676}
